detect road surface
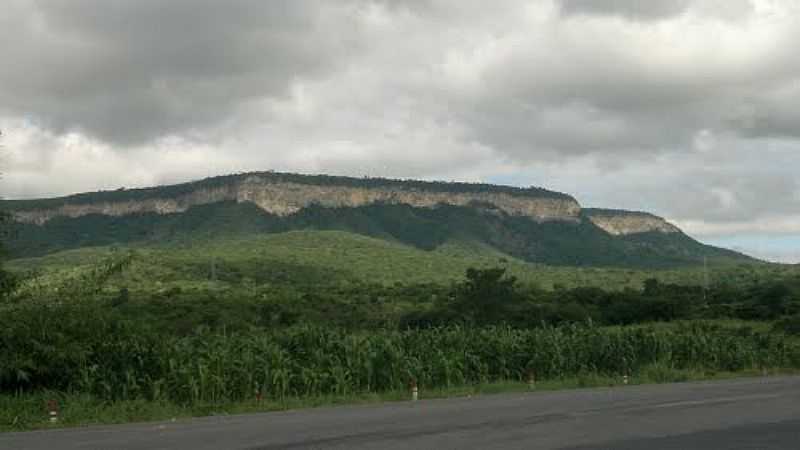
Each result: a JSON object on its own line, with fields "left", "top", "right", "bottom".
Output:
{"left": 3, "top": 376, "right": 800, "bottom": 449}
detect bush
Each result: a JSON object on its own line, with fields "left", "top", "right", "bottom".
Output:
{"left": 773, "top": 315, "right": 800, "bottom": 336}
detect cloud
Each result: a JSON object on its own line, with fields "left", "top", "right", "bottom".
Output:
{"left": 0, "top": 0, "right": 360, "bottom": 144}
{"left": 558, "top": 0, "right": 693, "bottom": 21}
{"left": 1, "top": 0, "right": 799, "bottom": 258}
{"left": 557, "top": 0, "right": 757, "bottom": 22}
{"left": 674, "top": 215, "right": 800, "bottom": 237}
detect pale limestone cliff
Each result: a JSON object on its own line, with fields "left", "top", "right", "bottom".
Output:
{"left": 12, "top": 174, "right": 582, "bottom": 225}
{"left": 237, "top": 177, "right": 580, "bottom": 221}
{"left": 584, "top": 209, "right": 680, "bottom": 236}
{"left": 13, "top": 184, "right": 239, "bottom": 225}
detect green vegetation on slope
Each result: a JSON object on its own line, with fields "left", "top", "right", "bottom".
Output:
{"left": 5, "top": 229, "right": 781, "bottom": 292}
{"left": 5, "top": 238, "right": 799, "bottom": 332}
{"left": 6, "top": 201, "right": 750, "bottom": 268}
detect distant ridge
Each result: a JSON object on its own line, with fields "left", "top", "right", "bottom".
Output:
{"left": 1, "top": 171, "right": 574, "bottom": 212}
{"left": 0, "top": 170, "right": 754, "bottom": 267}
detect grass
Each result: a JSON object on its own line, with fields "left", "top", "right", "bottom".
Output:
{"left": 8, "top": 230, "right": 799, "bottom": 292}
{"left": 3, "top": 367, "right": 798, "bottom": 433}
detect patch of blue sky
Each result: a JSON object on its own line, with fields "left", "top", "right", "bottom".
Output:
{"left": 702, "top": 234, "right": 800, "bottom": 264}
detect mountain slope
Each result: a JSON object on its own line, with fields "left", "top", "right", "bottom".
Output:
{"left": 1, "top": 171, "right": 752, "bottom": 268}
{"left": 6, "top": 230, "right": 777, "bottom": 293}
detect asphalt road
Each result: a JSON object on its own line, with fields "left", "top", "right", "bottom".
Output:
{"left": 3, "top": 376, "right": 800, "bottom": 450}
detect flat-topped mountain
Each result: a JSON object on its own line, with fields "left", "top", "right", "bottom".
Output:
{"left": 6, "top": 172, "right": 581, "bottom": 225}
{"left": 1, "top": 171, "right": 751, "bottom": 267}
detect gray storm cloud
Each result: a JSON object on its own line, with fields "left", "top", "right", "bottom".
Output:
{"left": 1, "top": 0, "right": 799, "bottom": 260}
{"left": 0, "top": 0, "right": 356, "bottom": 144}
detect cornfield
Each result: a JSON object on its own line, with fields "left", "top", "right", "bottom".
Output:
{"left": 2, "top": 316, "right": 797, "bottom": 405}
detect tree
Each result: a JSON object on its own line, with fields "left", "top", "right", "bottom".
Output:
{"left": 452, "top": 267, "right": 519, "bottom": 325}
{"left": 643, "top": 278, "right": 661, "bottom": 296}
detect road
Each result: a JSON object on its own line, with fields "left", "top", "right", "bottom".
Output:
{"left": 3, "top": 376, "right": 800, "bottom": 449}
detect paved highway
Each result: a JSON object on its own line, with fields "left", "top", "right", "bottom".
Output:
{"left": 3, "top": 376, "right": 799, "bottom": 449}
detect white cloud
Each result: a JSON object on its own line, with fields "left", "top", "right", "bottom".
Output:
{"left": 674, "top": 215, "right": 800, "bottom": 237}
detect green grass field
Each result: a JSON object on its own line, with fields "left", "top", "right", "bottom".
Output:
{"left": 8, "top": 230, "right": 797, "bottom": 294}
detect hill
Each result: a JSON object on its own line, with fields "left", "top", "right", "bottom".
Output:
{"left": 1, "top": 171, "right": 752, "bottom": 268}
{"left": 8, "top": 229, "right": 790, "bottom": 296}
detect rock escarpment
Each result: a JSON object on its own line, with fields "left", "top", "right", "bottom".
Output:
{"left": 7, "top": 172, "right": 582, "bottom": 225}
{"left": 4, "top": 172, "right": 749, "bottom": 267}
{"left": 583, "top": 208, "right": 681, "bottom": 236}
{"left": 5, "top": 172, "right": 686, "bottom": 237}
{"left": 12, "top": 184, "right": 239, "bottom": 226}
{"left": 236, "top": 177, "right": 580, "bottom": 222}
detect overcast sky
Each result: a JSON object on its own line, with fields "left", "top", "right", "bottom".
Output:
{"left": 1, "top": 0, "right": 799, "bottom": 262}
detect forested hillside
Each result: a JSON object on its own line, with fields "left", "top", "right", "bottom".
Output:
{"left": 1, "top": 171, "right": 753, "bottom": 268}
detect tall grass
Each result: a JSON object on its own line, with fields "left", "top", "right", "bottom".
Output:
{"left": 2, "top": 308, "right": 797, "bottom": 406}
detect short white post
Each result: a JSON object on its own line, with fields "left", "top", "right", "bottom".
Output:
{"left": 623, "top": 374, "right": 629, "bottom": 385}
{"left": 47, "top": 400, "right": 59, "bottom": 423}
{"left": 410, "top": 380, "right": 418, "bottom": 401}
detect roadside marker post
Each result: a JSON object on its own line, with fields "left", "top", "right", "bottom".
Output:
{"left": 46, "top": 400, "right": 59, "bottom": 424}
{"left": 410, "top": 380, "right": 418, "bottom": 401}
{"left": 623, "top": 375, "right": 629, "bottom": 385}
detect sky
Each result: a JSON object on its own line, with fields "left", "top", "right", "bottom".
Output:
{"left": 0, "top": 0, "right": 799, "bottom": 263}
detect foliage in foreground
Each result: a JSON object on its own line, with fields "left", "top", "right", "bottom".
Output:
{"left": 1, "top": 295, "right": 797, "bottom": 407}
{"left": 2, "top": 252, "right": 799, "bottom": 431}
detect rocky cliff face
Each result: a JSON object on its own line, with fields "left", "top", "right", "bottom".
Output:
{"left": 6, "top": 173, "right": 687, "bottom": 239}
{"left": 10, "top": 173, "right": 582, "bottom": 225}
{"left": 236, "top": 176, "right": 581, "bottom": 221}
{"left": 5, "top": 172, "right": 744, "bottom": 267}
{"left": 12, "top": 184, "right": 239, "bottom": 225}
{"left": 583, "top": 209, "right": 681, "bottom": 236}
